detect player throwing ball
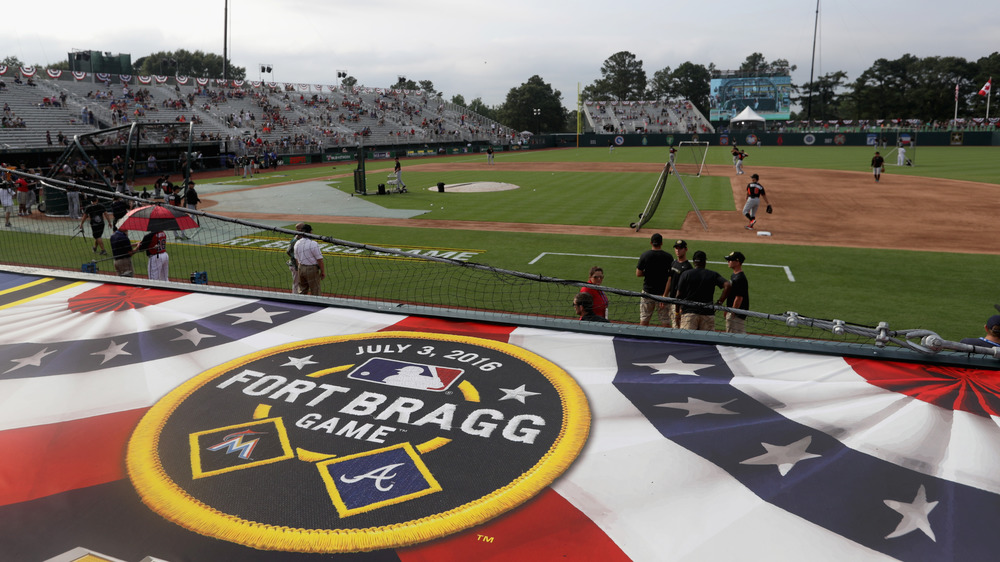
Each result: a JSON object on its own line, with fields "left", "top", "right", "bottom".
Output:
{"left": 743, "top": 173, "right": 771, "bottom": 230}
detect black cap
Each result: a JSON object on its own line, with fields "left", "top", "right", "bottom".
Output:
{"left": 692, "top": 250, "right": 707, "bottom": 263}
{"left": 751, "top": 173, "right": 759, "bottom": 179}
{"left": 650, "top": 233, "right": 663, "bottom": 245}
{"left": 725, "top": 251, "right": 745, "bottom": 263}
{"left": 673, "top": 239, "right": 687, "bottom": 249}
{"left": 988, "top": 315, "right": 1000, "bottom": 330}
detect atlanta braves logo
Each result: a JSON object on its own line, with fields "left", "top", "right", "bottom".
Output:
{"left": 339, "top": 463, "right": 404, "bottom": 492}
{"left": 127, "top": 332, "right": 590, "bottom": 553}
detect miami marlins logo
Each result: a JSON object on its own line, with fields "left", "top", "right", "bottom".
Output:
{"left": 127, "top": 332, "right": 590, "bottom": 553}
{"left": 206, "top": 429, "right": 265, "bottom": 460}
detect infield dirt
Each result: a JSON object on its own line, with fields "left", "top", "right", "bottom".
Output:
{"left": 197, "top": 161, "right": 998, "bottom": 255}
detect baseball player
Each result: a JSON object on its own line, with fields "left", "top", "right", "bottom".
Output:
{"left": 742, "top": 173, "right": 771, "bottom": 230}
{"left": 897, "top": 145, "right": 907, "bottom": 166}
{"left": 871, "top": 151, "right": 885, "bottom": 182}
{"left": 735, "top": 148, "right": 748, "bottom": 175}
{"left": 668, "top": 145, "right": 677, "bottom": 168}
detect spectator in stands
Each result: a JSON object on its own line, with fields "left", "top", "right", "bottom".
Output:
{"left": 574, "top": 292, "right": 609, "bottom": 323}
{"left": 959, "top": 315, "right": 1000, "bottom": 348}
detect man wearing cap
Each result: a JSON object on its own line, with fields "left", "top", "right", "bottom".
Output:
{"left": 286, "top": 222, "right": 306, "bottom": 293}
{"left": 675, "top": 250, "right": 731, "bottom": 331}
{"left": 636, "top": 233, "right": 672, "bottom": 326}
{"left": 959, "top": 315, "right": 1000, "bottom": 348}
{"left": 724, "top": 251, "right": 749, "bottom": 334}
{"left": 743, "top": 173, "right": 770, "bottom": 230}
{"left": 662, "top": 240, "right": 693, "bottom": 328}
{"left": 293, "top": 224, "right": 326, "bottom": 296}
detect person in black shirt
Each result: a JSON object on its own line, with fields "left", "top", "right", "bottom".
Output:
{"left": 676, "top": 250, "right": 730, "bottom": 331}
{"left": 636, "top": 233, "right": 672, "bottom": 326}
{"left": 79, "top": 196, "right": 111, "bottom": 255}
{"left": 574, "top": 292, "right": 609, "bottom": 323}
{"left": 724, "top": 251, "right": 749, "bottom": 334}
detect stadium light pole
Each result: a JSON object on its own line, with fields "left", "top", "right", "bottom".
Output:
{"left": 223, "top": 0, "right": 229, "bottom": 81}
{"left": 533, "top": 108, "right": 541, "bottom": 134}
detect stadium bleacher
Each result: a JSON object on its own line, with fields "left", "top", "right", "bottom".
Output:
{"left": 0, "top": 72, "right": 519, "bottom": 153}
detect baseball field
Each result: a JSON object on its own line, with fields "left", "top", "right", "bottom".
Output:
{"left": 10, "top": 144, "right": 1000, "bottom": 342}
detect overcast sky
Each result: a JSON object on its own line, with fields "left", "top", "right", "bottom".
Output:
{"left": 4, "top": 0, "right": 997, "bottom": 109}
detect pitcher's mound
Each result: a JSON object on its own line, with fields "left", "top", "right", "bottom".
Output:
{"left": 428, "top": 182, "right": 520, "bottom": 193}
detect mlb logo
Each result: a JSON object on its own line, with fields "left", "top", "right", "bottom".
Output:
{"left": 348, "top": 358, "right": 463, "bottom": 392}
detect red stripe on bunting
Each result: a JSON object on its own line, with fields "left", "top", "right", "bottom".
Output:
{"left": 846, "top": 357, "right": 1000, "bottom": 417}
{"left": 382, "top": 316, "right": 517, "bottom": 342}
{"left": 0, "top": 408, "right": 148, "bottom": 506}
{"left": 399, "top": 489, "right": 629, "bottom": 562}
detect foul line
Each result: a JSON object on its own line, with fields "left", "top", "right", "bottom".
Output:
{"left": 529, "top": 252, "right": 796, "bottom": 282}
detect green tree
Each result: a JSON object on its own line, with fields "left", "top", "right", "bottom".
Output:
{"left": 393, "top": 76, "right": 419, "bottom": 90}
{"left": 467, "top": 97, "right": 499, "bottom": 121}
{"left": 582, "top": 51, "right": 648, "bottom": 101}
{"left": 648, "top": 66, "right": 672, "bottom": 99}
{"left": 666, "top": 62, "right": 712, "bottom": 115}
{"left": 793, "top": 70, "right": 848, "bottom": 121}
{"left": 418, "top": 80, "right": 436, "bottom": 96}
{"left": 134, "top": 49, "right": 244, "bottom": 79}
{"left": 341, "top": 75, "right": 358, "bottom": 89}
{"left": 498, "top": 75, "right": 565, "bottom": 133}
{"left": 451, "top": 94, "right": 466, "bottom": 107}
{"left": 2, "top": 56, "right": 25, "bottom": 69}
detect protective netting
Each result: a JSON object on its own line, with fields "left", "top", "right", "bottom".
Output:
{"left": 1, "top": 168, "right": 995, "bottom": 360}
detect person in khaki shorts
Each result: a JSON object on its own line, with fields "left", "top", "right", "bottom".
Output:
{"left": 635, "top": 233, "right": 672, "bottom": 326}
{"left": 675, "top": 250, "right": 730, "bottom": 331}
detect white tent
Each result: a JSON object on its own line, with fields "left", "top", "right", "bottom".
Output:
{"left": 730, "top": 106, "right": 766, "bottom": 129}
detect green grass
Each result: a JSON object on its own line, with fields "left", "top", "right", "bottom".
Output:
{"left": 12, "top": 145, "right": 1000, "bottom": 342}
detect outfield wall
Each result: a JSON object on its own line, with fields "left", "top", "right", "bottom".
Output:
{"left": 570, "top": 131, "right": 996, "bottom": 148}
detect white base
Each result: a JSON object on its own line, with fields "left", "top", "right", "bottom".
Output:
{"left": 757, "top": 231, "right": 772, "bottom": 237}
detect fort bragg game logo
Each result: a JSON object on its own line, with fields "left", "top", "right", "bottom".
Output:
{"left": 126, "top": 332, "right": 591, "bottom": 553}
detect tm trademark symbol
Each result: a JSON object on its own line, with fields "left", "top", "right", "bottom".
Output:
{"left": 476, "top": 534, "right": 495, "bottom": 543}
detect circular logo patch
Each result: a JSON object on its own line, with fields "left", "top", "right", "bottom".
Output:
{"left": 127, "top": 332, "right": 590, "bottom": 552}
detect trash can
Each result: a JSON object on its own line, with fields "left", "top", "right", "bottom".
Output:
{"left": 437, "top": 182, "right": 445, "bottom": 193}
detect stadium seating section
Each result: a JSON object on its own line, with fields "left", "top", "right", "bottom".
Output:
{"left": 0, "top": 72, "right": 712, "bottom": 151}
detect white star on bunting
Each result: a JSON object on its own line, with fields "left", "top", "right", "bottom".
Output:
{"left": 172, "top": 327, "right": 216, "bottom": 346}
{"left": 6, "top": 347, "right": 58, "bottom": 374}
{"left": 884, "top": 485, "right": 938, "bottom": 541}
{"left": 633, "top": 355, "right": 714, "bottom": 376}
{"left": 655, "top": 397, "right": 739, "bottom": 417}
{"left": 740, "top": 435, "right": 822, "bottom": 476}
{"left": 227, "top": 307, "right": 287, "bottom": 325}
{"left": 91, "top": 340, "right": 131, "bottom": 364}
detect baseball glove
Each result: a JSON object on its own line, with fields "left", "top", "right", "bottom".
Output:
{"left": 766, "top": 205, "right": 773, "bottom": 214}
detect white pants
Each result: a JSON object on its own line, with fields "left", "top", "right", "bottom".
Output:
{"left": 742, "top": 197, "right": 760, "bottom": 218}
{"left": 148, "top": 252, "right": 169, "bottom": 281}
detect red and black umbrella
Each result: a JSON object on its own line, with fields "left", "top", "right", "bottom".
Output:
{"left": 116, "top": 204, "right": 200, "bottom": 232}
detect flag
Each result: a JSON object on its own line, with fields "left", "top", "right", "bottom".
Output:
{"left": 979, "top": 79, "right": 992, "bottom": 96}
{"left": 1, "top": 271, "right": 999, "bottom": 561}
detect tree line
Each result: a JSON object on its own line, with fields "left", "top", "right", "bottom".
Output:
{"left": 6, "top": 48, "right": 999, "bottom": 133}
